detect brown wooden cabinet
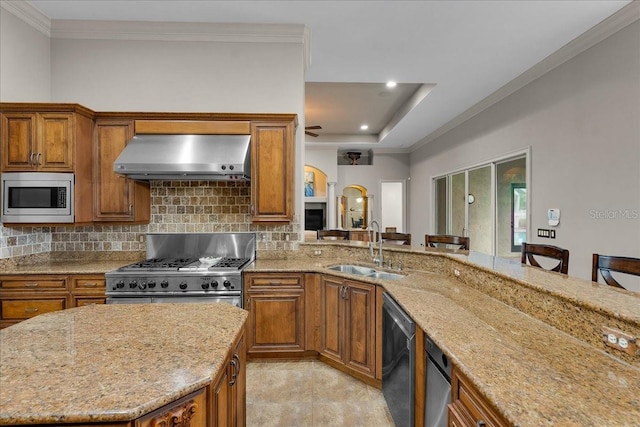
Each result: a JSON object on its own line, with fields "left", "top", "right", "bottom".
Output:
{"left": 449, "top": 366, "right": 509, "bottom": 427}
{"left": 244, "top": 272, "right": 306, "bottom": 357}
{"left": 93, "top": 120, "right": 150, "bottom": 222}
{"left": 70, "top": 275, "right": 107, "bottom": 307}
{"left": 0, "top": 104, "right": 95, "bottom": 224}
{"left": 250, "top": 121, "right": 295, "bottom": 223}
{"left": 0, "top": 275, "right": 70, "bottom": 328}
{"left": 136, "top": 388, "right": 207, "bottom": 427}
{"left": 211, "top": 329, "right": 246, "bottom": 427}
{"left": 320, "top": 275, "right": 376, "bottom": 379}
{"left": 1, "top": 112, "right": 75, "bottom": 172}
{"left": 0, "top": 273, "right": 106, "bottom": 328}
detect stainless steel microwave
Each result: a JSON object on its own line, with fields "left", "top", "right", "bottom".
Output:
{"left": 1, "top": 172, "right": 74, "bottom": 223}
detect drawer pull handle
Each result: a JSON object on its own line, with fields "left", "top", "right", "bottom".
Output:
{"left": 477, "top": 421, "right": 486, "bottom": 427}
{"left": 269, "top": 281, "right": 282, "bottom": 285}
{"left": 25, "top": 283, "right": 39, "bottom": 287}
{"left": 24, "top": 307, "right": 39, "bottom": 313}
{"left": 83, "top": 283, "right": 98, "bottom": 287}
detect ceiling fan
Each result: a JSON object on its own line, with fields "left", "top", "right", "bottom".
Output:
{"left": 305, "top": 125, "right": 322, "bottom": 137}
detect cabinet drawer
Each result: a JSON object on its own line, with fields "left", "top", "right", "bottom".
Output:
{"left": 71, "top": 277, "right": 106, "bottom": 290}
{"left": 452, "top": 368, "right": 508, "bottom": 427}
{"left": 1, "top": 298, "right": 67, "bottom": 319}
{"left": 0, "top": 277, "right": 67, "bottom": 290}
{"left": 246, "top": 273, "right": 303, "bottom": 289}
{"left": 74, "top": 297, "right": 106, "bottom": 307}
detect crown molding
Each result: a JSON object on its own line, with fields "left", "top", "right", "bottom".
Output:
{"left": 50, "top": 19, "right": 307, "bottom": 43}
{"left": 410, "top": 0, "right": 640, "bottom": 153}
{"left": 0, "top": 0, "right": 50, "bottom": 37}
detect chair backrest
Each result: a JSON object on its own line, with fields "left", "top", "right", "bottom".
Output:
{"left": 425, "top": 235, "right": 469, "bottom": 250}
{"left": 317, "top": 229, "right": 350, "bottom": 240}
{"left": 592, "top": 254, "right": 640, "bottom": 289}
{"left": 379, "top": 232, "right": 411, "bottom": 245}
{"left": 521, "top": 242, "right": 569, "bottom": 274}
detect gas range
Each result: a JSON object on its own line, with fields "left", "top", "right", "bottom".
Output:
{"left": 105, "top": 233, "right": 255, "bottom": 307}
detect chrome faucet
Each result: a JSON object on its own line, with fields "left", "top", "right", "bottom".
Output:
{"left": 369, "top": 220, "right": 383, "bottom": 267}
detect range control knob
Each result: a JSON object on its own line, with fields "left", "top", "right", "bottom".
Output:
{"left": 160, "top": 280, "right": 169, "bottom": 288}
{"left": 129, "top": 280, "right": 137, "bottom": 289}
{"left": 201, "top": 282, "right": 210, "bottom": 289}
{"left": 221, "top": 165, "right": 227, "bottom": 170}
{"left": 223, "top": 280, "right": 232, "bottom": 288}
{"left": 138, "top": 281, "right": 147, "bottom": 290}
{"left": 179, "top": 282, "right": 188, "bottom": 290}
{"left": 212, "top": 281, "right": 219, "bottom": 288}
{"left": 229, "top": 165, "right": 234, "bottom": 170}
{"left": 116, "top": 280, "right": 125, "bottom": 289}
{"left": 147, "top": 281, "right": 156, "bottom": 289}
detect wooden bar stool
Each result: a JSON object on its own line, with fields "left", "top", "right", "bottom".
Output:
{"left": 425, "top": 235, "right": 469, "bottom": 250}
{"left": 521, "top": 242, "right": 569, "bottom": 274}
{"left": 378, "top": 232, "right": 411, "bottom": 245}
{"left": 592, "top": 254, "right": 640, "bottom": 290}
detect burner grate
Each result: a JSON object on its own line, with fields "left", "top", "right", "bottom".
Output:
{"left": 123, "top": 258, "right": 197, "bottom": 270}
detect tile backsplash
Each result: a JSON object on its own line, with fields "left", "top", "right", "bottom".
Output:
{"left": 0, "top": 180, "right": 299, "bottom": 260}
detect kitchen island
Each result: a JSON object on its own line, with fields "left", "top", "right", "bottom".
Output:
{"left": 245, "top": 242, "right": 640, "bottom": 426}
{"left": 0, "top": 303, "right": 247, "bottom": 426}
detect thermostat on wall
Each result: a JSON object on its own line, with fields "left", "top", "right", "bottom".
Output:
{"left": 548, "top": 209, "right": 560, "bottom": 226}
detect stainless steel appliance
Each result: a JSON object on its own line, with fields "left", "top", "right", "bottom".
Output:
{"left": 1, "top": 172, "right": 74, "bottom": 223}
{"left": 106, "top": 233, "right": 255, "bottom": 307}
{"left": 382, "top": 292, "right": 416, "bottom": 427}
{"left": 425, "top": 334, "right": 451, "bottom": 427}
{"left": 113, "top": 134, "right": 251, "bottom": 180}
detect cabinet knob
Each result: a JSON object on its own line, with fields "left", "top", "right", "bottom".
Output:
{"left": 477, "top": 421, "right": 486, "bottom": 427}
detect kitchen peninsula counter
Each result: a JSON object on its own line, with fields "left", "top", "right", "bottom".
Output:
{"left": 0, "top": 303, "right": 247, "bottom": 425}
{"left": 248, "top": 244, "right": 640, "bottom": 426}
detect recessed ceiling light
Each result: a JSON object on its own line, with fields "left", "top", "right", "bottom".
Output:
{"left": 386, "top": 81, "right": 397, "bottom": 88}
{"left": 360, "top": 124, "right": 369, "bottom": 130}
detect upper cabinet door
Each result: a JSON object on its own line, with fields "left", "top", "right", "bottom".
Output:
{"left": 250, "top": 121, "right": 295, "bottom": 223}
{"left": 1, "top": 113, "right": 37, "bottom": 171}
{"left": 92, "top": 120, "right": 150, "bottom": 223}
{"left": 38, "top": 113, "right": 75, "bottom": 171}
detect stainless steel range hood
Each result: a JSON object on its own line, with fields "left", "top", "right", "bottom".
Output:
{"left": 114, "top": 134, "right": 251, "bottom": 180}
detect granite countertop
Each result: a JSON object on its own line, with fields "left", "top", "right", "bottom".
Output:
{"left": 247, "top": 258, "right": 640, "bottom": 426}
{"left": 0, "top": 303, "right": 247, "bottom": 425}
{"left": 0, "top": 260, "right": 133, "bottom": 275}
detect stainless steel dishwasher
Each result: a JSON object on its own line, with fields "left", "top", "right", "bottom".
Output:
{"left": 382, "top": 292, "right": 416, "bottom": 427}
{"left": 424, "top": 334, "right": 452, "bottom": 427}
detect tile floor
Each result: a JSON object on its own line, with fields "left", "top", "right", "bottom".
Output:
{"left": 246, "top": 360, "right": 396, "bottom": 426}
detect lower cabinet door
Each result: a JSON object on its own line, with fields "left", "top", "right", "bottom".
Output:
{"left": 320, "top": 276, "right": 344, "bottom": 364}
{"left": 343, "top": 280, "right": 376, "bottom": 377}
{"left": 246, "top": 291, "right": 305, "bottom": 354}
{"left": 135, "top": 388, "right": 206, "bottom": 427}
{"left": 212, "top": 366, "right": 232, "bottom": 427}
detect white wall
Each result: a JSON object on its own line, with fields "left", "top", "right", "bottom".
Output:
{"left": 0, "top": 6, "right": 51, "bottom": 101}
{"left": 410, "top": 21, "right": 640, "bottom": 287}
{"left": 305, "top": 146, "right": 339, "bottom": 183}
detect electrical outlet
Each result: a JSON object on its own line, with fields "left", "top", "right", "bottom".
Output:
{"left": 314, "top": 249, "right": 322, "bottom": 256}
{"left": 602, "top": 326, "right": 637, "bottom": 355}
{"left": 453, "top": 268, "right": 461, "bottom": 277}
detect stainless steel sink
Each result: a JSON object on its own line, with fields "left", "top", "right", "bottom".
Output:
{"left": 366, "top": 271, "right": 405, "bottom": 280}
{"left": 327, "top": 265, "right": 376, "bottom": 275}
{"left": 327, "top": 264, "right": 405, "bottom": 280}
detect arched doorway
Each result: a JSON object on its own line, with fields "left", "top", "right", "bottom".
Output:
{"left": 340, "top": 185, "right": 368, "bottom": 229}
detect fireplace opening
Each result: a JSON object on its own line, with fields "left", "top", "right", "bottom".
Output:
{"left": 305, "top": 203, "right": 326, "bottom": 231}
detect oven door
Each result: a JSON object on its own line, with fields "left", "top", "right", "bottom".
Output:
{"left": 106, "top": 295, "right": 242, "bottom": 307}
{"left": 152, "top": 296, "right": 242, "bottom": 307}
